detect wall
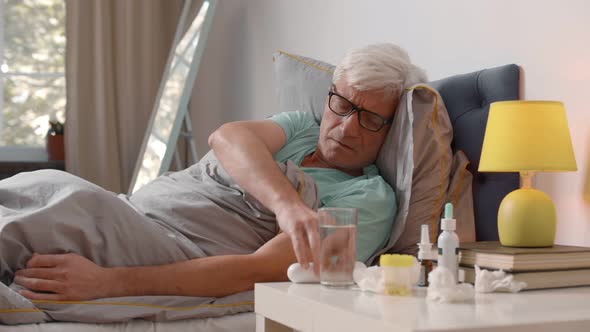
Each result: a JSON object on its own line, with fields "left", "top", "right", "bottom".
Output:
{"left": 191, "top": 0, "right": 590, "bottom": 246}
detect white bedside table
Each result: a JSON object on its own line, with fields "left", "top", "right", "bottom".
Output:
{"left": 255, "top": 282, "right": 590, "bottom": 332}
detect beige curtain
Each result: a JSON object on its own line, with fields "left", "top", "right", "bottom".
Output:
{"left": 65, "top": 0, "right": 183, "bottom": 193}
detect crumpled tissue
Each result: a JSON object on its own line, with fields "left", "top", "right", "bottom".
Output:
{"left": 353, "top": 265, "right": 384, "bottom": 293}
{"left": 474, "top": 265, "right": 527, "bottom": 293}
{"left": 426, "top": 266, "right": 474, "bottom": 303}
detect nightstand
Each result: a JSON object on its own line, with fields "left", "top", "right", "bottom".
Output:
{"left": 255, "top": 282, "right": 590, "bottom": 332}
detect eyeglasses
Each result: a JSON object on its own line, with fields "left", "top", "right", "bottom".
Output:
{"left": 328, "top": 91, "right": 392, "bottom": 132}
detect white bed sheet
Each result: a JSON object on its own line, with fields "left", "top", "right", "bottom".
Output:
{"left": 0, "top": 312, "right": 254, "bottom": 332}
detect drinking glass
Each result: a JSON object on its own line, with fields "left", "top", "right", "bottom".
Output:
{"left": 318, "top": 207, "right": 357, "bottom": 287}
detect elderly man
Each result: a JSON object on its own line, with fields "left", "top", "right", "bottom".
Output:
{"left": 10, "top": 43, "right": 425, "bottom": 301}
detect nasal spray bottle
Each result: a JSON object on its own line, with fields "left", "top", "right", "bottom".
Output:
{"left": 437, "top": 202, "right": 459, "bottom": 283}
{"left": 417, "top": 224, "right": 436, "bottom": 287}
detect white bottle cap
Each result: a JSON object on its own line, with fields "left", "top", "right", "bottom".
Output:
{"left": 441, "top": 218, "right": 456, "bottom": 231}
{"left": 419, "top": 224, "right": 430, "bottom": 245}
{"left": 417, "top": 224, "right": 435, "bottom": 260}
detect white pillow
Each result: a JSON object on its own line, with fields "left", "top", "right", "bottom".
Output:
{"left": 273, "top": 50, "right": 334, "bottom": 123}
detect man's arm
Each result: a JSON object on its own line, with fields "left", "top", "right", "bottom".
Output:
{"left": 208, "top": 120, "right": 300, "bottom": 218}
{"left": 15, "top": 233, "right": 296, "bottom": 300}
{"left": 208, "top": 120, "right": 320, "bottom": 271}
{"left": 110, "top": 232, "right": 297, "bottom": 298}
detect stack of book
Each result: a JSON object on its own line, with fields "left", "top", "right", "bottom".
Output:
{"left": 458, "top": 241, "right": 590, "bottom": 290}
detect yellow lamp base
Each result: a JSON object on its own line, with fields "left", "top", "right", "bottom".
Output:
{"left": 498, "top": 188, "right": 556, "bottom": 247}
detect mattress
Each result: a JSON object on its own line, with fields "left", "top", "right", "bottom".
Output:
{"left": 0, "top": 312, "right": 254, "bottom": 332}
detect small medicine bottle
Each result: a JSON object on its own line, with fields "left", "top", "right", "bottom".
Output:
{"left": 437, "top": 202, "right": 460, "bottom": 283}
{"left": 417, "top": 224, "right": 436, "bottom": 287}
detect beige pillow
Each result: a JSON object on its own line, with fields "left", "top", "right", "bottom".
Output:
{"left": 370, "top": 85, "right": 453, "bottom": 261}
{"left": 447, "top": 150, "right": 476, "bottom": 243}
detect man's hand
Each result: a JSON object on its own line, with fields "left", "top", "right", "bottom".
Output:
{"left": 275, "top": 203, "right": 320, "bottom": 275}
{"left": 14, "top": 253, "right": 113, "bottom": 301}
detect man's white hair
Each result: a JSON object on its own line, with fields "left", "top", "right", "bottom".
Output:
{"left": 332, "top": 43, "right": 427, "bottom": 98}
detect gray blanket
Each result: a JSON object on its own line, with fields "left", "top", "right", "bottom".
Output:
{"left": 0, "top": 152, "right": 318, "bottom": 324}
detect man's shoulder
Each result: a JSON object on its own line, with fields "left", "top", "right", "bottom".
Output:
{"left": 337, "top": 169, "right": 394, "bottom": 198}
{"left": 269, "top": 110, "right": 317, "bottom": 128}
{"left": 354, "top": 170, "right": 395, "bottom": 203}
{"left": 363, "top": 165, "right": 392, "bottom": 187}
{"left": 362, "top": 173, "right": 394, "bottom": 193}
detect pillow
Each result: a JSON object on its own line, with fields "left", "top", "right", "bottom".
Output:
{"left": 371, "top": 85, "right": 453, "bottom": 262}
{"left": 273, "top": 50, "right": 334, "bottom": 122}
{"left": 273, "top": 51, "right": 455, "bottom": 265}
{"left": 446, "top": 150, "right": 476, "bottom": 243}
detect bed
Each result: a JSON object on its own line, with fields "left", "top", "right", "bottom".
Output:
{"left": 0, "top": 312, "right": 253, "bottom": 332}
{"left": 0, "top": 64, "right": 519, "bottom": 331}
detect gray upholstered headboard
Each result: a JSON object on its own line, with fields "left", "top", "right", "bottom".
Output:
{"left": 430, "top": 65, "right": 520, "bottom": 241}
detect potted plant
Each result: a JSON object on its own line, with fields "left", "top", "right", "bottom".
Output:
{"left": 46, "top": 116, "right": 65, "bottom": 161}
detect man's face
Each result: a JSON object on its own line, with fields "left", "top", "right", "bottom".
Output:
{"left": 317, "top": 79, "right": 397, "bottom": 171}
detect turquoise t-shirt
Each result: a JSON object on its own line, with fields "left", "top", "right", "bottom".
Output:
{"left": 269, "top": 111, "right": 396, "bottom": 262}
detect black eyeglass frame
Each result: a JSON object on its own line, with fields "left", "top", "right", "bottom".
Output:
{"left": 327, "top": 91, "right": 392, "bottom": 132}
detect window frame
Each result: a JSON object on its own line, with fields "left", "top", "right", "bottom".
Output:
{"left": 0, "top": 0, "right": 65, "bottom": 162}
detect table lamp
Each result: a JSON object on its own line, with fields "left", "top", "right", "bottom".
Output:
{"left": 479, "top": 101, "right": 577, "bottom": 247}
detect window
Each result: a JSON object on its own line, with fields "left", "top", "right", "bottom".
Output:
{"left": 0, "top": 0, "right": 65, "bottom": 160}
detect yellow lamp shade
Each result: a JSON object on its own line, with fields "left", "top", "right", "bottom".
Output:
{"left": 479, "top": 101, "right": 577, "bottom": 172}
